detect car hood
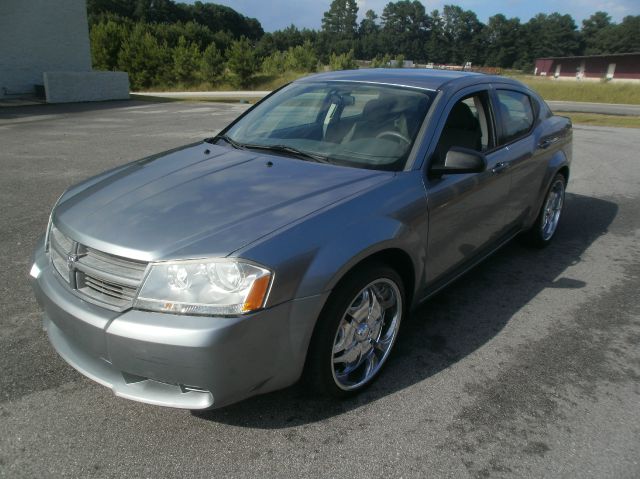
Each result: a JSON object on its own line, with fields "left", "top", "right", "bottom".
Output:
{"left": 53, "top": 143, "right": 391, "bottom": 261}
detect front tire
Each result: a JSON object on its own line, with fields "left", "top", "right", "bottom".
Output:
{"left": 305, "top": 263, "right": 405, "bottom": 398}
{"left": 523, "top": 173, "right": 566, "bottom": 248}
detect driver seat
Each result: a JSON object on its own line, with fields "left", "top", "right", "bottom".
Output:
{"left": 433, "top": 102, "right": 482, "bottom": 165}
{"left": 351, "top": 97, "right": 406, "bottom": 141}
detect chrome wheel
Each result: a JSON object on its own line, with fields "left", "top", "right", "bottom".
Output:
{"left": 541, "top": 178, "right": 565, "bottom": 241}
{"left": 331, "top": 278, "right": 402, "bottom": 390}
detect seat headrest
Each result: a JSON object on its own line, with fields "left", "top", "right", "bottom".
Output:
{"left": 445, "top": 102, "right": 477, "bottom": 130}
{"left": 362, "top": 97, "right": 397, "bottom": 119}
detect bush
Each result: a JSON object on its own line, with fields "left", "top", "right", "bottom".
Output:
{"left": 284, "top": 41, "right": 318, "bottom": 72}
{"left": 370, "top": 54, "right": 392, "bottom": 68}
{"left": 329, "top": 49, "right": 357, "bottom": 71}
{"left": 262, "top": 51, "right": 286, "bottom": 75}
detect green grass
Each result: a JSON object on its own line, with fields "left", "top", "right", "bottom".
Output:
{"left": 562, "top": 112, "right": 640, "bottom": 128}
{"left": 249, "top": 71, "right": 308, "bottom": 90}
{"left": 512, "top": 76, "right": 640, "bottom": 105}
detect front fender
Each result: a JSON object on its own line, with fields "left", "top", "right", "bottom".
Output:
{"left": 236, "top": 172, "right": 429, "bottom": 307}
{"left": 300, "top": 215, "right": 424, "bottom": 299}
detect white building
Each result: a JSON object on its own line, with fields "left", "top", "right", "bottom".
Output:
{"left": 0, "top": 0, "right": 128, "bottom": 103}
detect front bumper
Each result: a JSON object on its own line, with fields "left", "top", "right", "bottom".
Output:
{"left": 30, "top": 240, "right": 328, "bottom": 409}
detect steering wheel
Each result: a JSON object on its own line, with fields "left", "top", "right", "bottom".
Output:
{"left": 375, "top": 130, "right": 411, "bottom": 145}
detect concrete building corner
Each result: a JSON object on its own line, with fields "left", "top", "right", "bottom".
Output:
{"left": 0, "top": 0, "right": 129, "bottom": 103}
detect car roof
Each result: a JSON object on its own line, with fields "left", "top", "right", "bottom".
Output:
{"left": 296, "top": 68, "right": 521, "bottom": 92}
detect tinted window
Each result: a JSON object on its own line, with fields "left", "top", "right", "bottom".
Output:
{"left": 433, "top": 92, "right": 492, "bottom": 166}
{"left": 496, "top": 90, "right": 534, "bottom": 143}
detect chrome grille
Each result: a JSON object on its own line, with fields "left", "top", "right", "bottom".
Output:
{"left": 48, "top": 225, "right": 148, "bottom": 311}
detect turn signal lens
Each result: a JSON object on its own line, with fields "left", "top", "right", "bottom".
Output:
{"left": 242, "top": 274, "right": 272, "bottom": 313}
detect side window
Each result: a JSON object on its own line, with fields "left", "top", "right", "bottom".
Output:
{"left": 433, "top": 92, "right": 492, "bottom": 165}
{"left": 495, "top": 90, "right": 534, "bottom": 144}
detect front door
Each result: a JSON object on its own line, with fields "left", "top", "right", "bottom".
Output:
{"left": 423, "top": 90, "right": 514, "bottom": 286}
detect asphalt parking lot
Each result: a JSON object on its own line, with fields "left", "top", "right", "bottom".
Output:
{"left": 0, "top": 101, "right": 638, "bottom": 478}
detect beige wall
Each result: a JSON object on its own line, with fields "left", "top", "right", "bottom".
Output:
{"left": 0, "top": 0, "right": 92, "bottom": 98}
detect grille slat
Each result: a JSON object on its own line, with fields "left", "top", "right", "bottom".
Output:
{"left": 83, "top": 277, "right": 137, "bottom": 299}
{"left": 48, "top": 225, "right": 148, "bottom": 311}
{"left": 82, "top": 246, "right": 147, "bottom": 281}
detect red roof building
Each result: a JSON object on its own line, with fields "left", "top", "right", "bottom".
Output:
{"left": 534, "top": 53, "right": 640, "bottom": 82}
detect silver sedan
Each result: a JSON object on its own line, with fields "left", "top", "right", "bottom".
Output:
{"left": 31, "top": 69, "right": 572, "bottom": 409}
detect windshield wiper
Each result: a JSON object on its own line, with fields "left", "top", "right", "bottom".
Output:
{"left": 240, "top": 144, "right": 333, "bottom": 164}
{"left": 208, "top": 136, "right": 332, "bottom": 164}
{"left": 208, "top": 134, "right": 247, "bottom": 150}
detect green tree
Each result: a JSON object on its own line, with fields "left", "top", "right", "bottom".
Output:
{"left": 90, "top": 19, "right": 127, "bottom": 71}
{"left": 118, "top": 24, "right": 169, "bottom": 89}
{"left": 591, "top": 15, "right": 640, "bottom": 54}
{"left": 89, "top": 0, "right": 264, "bottom": 40}
{"left": 483, "top": 14, "right": 522, "bottom": 67}
{"left": 425, "top": 10, "right": 449, "bottom": 63}
{"left": 358, "top": 9, "right": 380, "bottom": 59}
{"left": 320, "top": 0, "right": 359, "bottom": 56}
{"left": 226, "top": 37, "right": 258, "bottom": 88}
{"left": 515, "top": 13, "right": 580, "bottom": 70}
{"left": 612, "top": 15, "right": 640, "bottom": 52}
{"left": 322, "top": 0, "right": 358, "bottom": 35}
{"left": 172, "top": 36, "right": 201, "bottom": 83}
{"left": 201, "top": 43, "right": 224, "bottom": 81}
{"left": 581, "top": 11, "right": 612, "bottom": 54}
{"left": 442, "top": 5, "right": 485, "bottom": 65}
{"left": 381, "top": 1, "right": 428, "bottom": 61}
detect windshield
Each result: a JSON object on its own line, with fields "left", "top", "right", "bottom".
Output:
{"left": 220, "top": 81, "right": 435, "bottom": 171}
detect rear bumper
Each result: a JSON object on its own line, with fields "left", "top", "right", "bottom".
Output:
{"left": 31, "top": 240, "right": 327, "bottom": 409}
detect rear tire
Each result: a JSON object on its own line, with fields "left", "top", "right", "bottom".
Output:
{"left": 523, "top": 173, "right": 566, "bottom": 248}
{"left": 304, "top": 263, "right": 405, "bottom": 398}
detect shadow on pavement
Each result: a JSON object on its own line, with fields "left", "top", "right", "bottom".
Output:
{"left": 0, "top": 100, "right": 144, "bottom": 120}
{"left": 193, "top": 192, "right": 618, "bottom": 427}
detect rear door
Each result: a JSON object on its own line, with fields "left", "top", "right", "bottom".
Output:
{"left": 490, "top": 87, "right": 549, "bottom": 227}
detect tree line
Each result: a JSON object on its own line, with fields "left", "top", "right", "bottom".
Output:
{"left": 88, "top": 0, "right": 640, "bottom": 90}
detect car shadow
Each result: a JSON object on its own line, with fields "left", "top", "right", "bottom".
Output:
{"left": 193, "top": 192, "right": 617, "bottom": 428}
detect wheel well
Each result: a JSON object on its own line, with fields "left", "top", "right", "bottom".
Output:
{"left": 341, "top": 249, "right": 416, "bottom": 308}
{"left": 558, "top": 166, "right": 569, "bottom": 182}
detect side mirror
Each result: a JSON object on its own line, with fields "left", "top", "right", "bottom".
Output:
{"left": 430, "top": 147, "right": 486, "bottom": 176}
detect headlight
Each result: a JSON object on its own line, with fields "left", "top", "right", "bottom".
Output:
{"left": 45, "top": 192, "right": 65, "bottom": 253}
{"left": 134, "top": 259, "right": 273, "bottom": 316}
{"left": 44, "top": 212, "right": 53, "bottom": 253}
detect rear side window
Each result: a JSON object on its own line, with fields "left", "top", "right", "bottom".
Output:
{"left": 495, "top": 90, "right": 534, "bottom": 144}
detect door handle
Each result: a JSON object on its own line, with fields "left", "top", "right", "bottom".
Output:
{"left": 538, "top": 137, "right": 559, "bottom": 149}
{"left": 492, "top": 161, "right": 510, "bottom": 174}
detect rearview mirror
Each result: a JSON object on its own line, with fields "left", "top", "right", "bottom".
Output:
{"left": 430, "top": 147, "right": 486, "bottom": 176}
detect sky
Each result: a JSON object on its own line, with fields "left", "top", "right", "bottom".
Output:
{"left": 194, "top": 0, "right": 638, "bottom": 32}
